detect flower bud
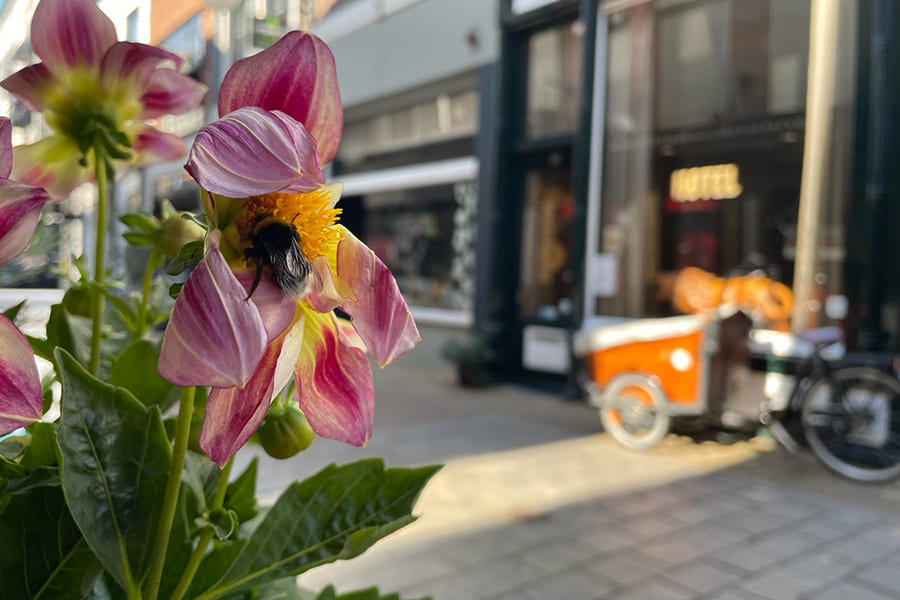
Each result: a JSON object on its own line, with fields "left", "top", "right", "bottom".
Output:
{"left": 62, "top": 286, "right": 93, "bottom": 317}
{"left": 159, "top": 213, "right": 205, "bottom": 258}
{"left": 258, "top": 402, "right": 316, "bottom": 459}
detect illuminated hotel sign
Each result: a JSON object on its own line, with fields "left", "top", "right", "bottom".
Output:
{"left": 669, "top": 163, "right": 743, "bottom": 202}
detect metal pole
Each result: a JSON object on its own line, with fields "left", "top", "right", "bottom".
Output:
{"left": 791, "top": 0, "right": 839, "bottom": 330}
{"left": 859, "top": 0, "right": 892, "bottom": 350}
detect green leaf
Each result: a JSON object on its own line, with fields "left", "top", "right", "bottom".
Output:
{"left": 0, "top": 474, "right": 100, "bottom": 599}
{"left": 110, "top": 340, "right": 176, "bottom": 409}
{"left": 119, "top": 213, "right": 160, "bottom": 234}
{"left": 166, "top": 239, "right": 205, "bottom": 276}
{"left": 315, "top": 586, "right": 430, "bottom": 600}
{"left": 191, "top": 460, "right": 440, "bottom": 599}
{"left": 123, "top": 232, "right": 157, "bottom": 248}
{"left": 2, "top": 299, "right": 26, "bottom": 322}
{"left": 99, "top": 290, "right": 140, "bottom": 335}
{"left": 224, "top": 457, "right": 258, "bottom": 523}
{"left": 0, "top": 454, "right": 24, "bottom": 479}
{"left": 55, "top": 348, "right": 172, "bottom": 591}
{"left": 46, "top": 303, "right": 78, "bottom": 362}
{"left": 19, "top": 422, "right": 58, "bottom": 471}
{"left": 26, "top": 334, "right": 54, "bottom": 363}
{"left": 169, "top": 282, "right": 185, "bottom": 299}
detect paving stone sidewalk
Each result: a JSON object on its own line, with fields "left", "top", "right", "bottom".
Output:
{"left": 235, "top": 333, "right": 900, "bottom": 600}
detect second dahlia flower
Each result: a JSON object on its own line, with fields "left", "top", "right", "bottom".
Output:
{"left": 0, "top": 0, "right": 206, "bottom": 197}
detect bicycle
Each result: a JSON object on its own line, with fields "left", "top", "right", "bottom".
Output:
{"left": 765, "top": 327, "right": 900, "bottom": 482}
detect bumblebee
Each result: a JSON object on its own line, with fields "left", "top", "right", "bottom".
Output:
{"left": 245, "top": 213, "right": 312, "bottom": 299}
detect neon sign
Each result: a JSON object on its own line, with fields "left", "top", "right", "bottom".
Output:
{"left": 670, "top": 163, "right": 742, "bottom": 202}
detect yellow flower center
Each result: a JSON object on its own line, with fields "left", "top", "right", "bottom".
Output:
{"left": 239, "top": 188, "right": 342, "bottom": 260}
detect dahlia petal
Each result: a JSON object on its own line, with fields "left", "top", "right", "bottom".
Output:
{"left": 0, "top": 117, "right": 11, "bottom": 178}
{"left": 0, "top": 63, "right": 54, "bottom": 113}
{"left": 31, "top": 0, "right": 117, "bottom": 74}
{"left": 139, "top": 68, "right": 206, "bottom": 119}
{"left": 0, "top": 315, "right": 42, "bottom": 435}
{"left": 131, "top": 125, "right": 188, "bottom": 163}
{"left": 294, "top": 305, "right": 373, "bottom": 446}
{"left": 185, "top": 107, "right": 324, "bottom": 197}
{"left": 0, "top": 180, "right": 50, "bottom": 266}
{"left": 272, "top": 311, "right": 304, "bottom": 397}
{"left": 12, "top": 136, "right": 88, "bottom": 198}
{"left": 218, "top": 31, "right": 343, "bottom": 165}
{"left": 100, "top": 41, "right": 183, "bottom": 93}
{"left": 234, "top": 269, "right": 297, "bottom": 341}
{"left": 334, "top": 228, "right": 420, "bottom": 367}
{"left": 305, "top": 255, "right": 350, "bottom": 313}
{"left": 158, "top": 239, "right": 267, "bottom": 388}
{"left": 200, "top": 337, "right": 281, "bottom": 466}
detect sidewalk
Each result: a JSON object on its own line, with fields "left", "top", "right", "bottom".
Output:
{"left": 237, "top": 339, "right": 900, "bottom": 600}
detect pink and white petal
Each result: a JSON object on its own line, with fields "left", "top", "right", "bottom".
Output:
{"left": 139, "top": 69, "right": 206, "bottom": 118}
{"left": 0, "top": 315, "right": 42, "bottom": 435}
{"left": 131, "top": 126, "right": 187, "bottom": 164}
{"left": 294, "top": 305, "right": 373, "bottom": 446}
{"left": 233, "top": 268, "right": 297, "bottom": 342}
{"left": 199, "top": 337, "right": 283, "bottom": 466}
{"left": 0, "top": 63, "right": 54, "bottom": 113}
{"left": 185, "top": 107, "right": 324, "bottom": 198}
{"left": 158, "top": 240, "right": 268, "bottom": 388}
{"left": 100, "top": 42, "right": 183, "bottom": 92}
{"left": 11, "top": 136, "right": 89, "bottom": 198}
{"left": 218, "top": 31, "right": 343, "bottom": 166}
{"left": 31, "top": 0, "right": 117, "bottom": 74}
{"left": 0, "top": 117, "right": 10, "bottom": 178}
{"left": 334, "top": 228, "right": 420, "bottom": 367}
{"left": 0, "top": 180, "right": 50, "bottom": 266}
{"left": 272, "top": 311, "right": 304, "bottom": 397}
{"left": 305, "top": 255, "right": 351, "bottom": 313}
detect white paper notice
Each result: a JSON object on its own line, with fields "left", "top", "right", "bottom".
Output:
{"left": 589, "top": 253, "right": 618, "bottom": 298}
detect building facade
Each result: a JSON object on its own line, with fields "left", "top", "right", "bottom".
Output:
{"left": 482, "top": 0, "right": 900, "bottom": 389}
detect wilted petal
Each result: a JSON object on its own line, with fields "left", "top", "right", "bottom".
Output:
{"left": 185, "top": 107, "right": 324, "bottom": 198}
{"left": 0, "top": 180, "right": 50, "bottom": 265}
{"left": 200, "top": 337, "right": 282, "bottom": 466}
{"left": 0, "top": 117, "right": 11, "bottom": 178}
{"left": 218, "top": 31, "right": 343, "bottom": 165}
{"left": 131, "top": 125, "right": 187, "bottom": 163}
{"left": 294, "top": 305, "right": 373, "bottom": 446}
{"left": 139, "top": 68, "right": 206, "bottom": 118}
{"left": 12, "top": 136, "right": 89, "bottom": 198}
{"left": 0, "top": 63, "right": 54, "bottom": 113}
{"left": 0, "top": 315, "right": 42, "bottom": 435}
{"left": 159, "top": 240, "right": 267, "bottom": 388}
{"left": 233, "top": 268, "right": 297, "bottom": 341}
{"left": 334, "top": 228, "right": 420, "bottom": 367}
{"left": 31, "top": 0, "right": 117, "bottom": 74}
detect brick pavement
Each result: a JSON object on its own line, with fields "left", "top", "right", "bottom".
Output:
{"left": 234, "top": 328, "right": 900, "bottom": 600}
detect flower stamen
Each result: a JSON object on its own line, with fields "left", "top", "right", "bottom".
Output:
{"left": 240, "top": 188, "right": 342, "bottom": 259}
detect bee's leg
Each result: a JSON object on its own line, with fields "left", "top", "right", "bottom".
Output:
{"left": 247, "top": 261, "right": 263, "bottom": 300}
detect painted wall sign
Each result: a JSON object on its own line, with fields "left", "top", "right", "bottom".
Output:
{"left": 669, "top": 163, "right": 743, "bottom": 202}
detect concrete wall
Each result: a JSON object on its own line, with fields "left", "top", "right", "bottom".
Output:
{"left": 319, "top": 0, "right": 500, "bottom": 108}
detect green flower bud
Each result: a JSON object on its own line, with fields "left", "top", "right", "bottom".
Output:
{"left": 159, "top": 214, "right": 206, "bottom": 258}
{"left": 258, "top": 403, "right": 316, "bottom": 459}
{"left": 62, "top": 286, "right": 93, "bottom": 317}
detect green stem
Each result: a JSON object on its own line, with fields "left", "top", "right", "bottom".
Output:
{"left": 88, "top": 148, "right": 109, "bottom": 374}
{"left": 169, "top": 457, "right": 233, "bottom": 600}
{"left": 144, "top": 386, "right": 196, "bottom": 600}
{"left": 136, "top": 248, "right": 160, "bottom": 338}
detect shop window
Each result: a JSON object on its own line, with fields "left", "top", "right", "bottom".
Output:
{"left": 356, "top": 182, "right": 477, "bottom": 312}
{"left": 518, "top": 163, "right": 575, "bottom": 320}
{"left": 525, "top": 21, "right": 583, "bottom": 138}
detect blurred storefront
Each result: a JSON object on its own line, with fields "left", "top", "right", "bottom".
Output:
{"left": 483, "top": 0, "right": 900, "bottom": 389}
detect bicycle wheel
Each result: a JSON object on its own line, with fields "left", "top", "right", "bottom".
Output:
{"left": 599, "top": 373, "right": 671, "bottom": 450}
{"left": 802, "top": 367, "right": 900, "bottom": 482}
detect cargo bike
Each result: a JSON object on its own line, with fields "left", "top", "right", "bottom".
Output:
{"left": 574, "top": 268, "right": 900, "bottom": 482}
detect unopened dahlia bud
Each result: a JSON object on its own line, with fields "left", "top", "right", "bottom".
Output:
{"left": 258, "top": 402, "right": 316, "bottom": 459}
{"left": 159, "top": 213, "right": 205, "bottom": 258}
